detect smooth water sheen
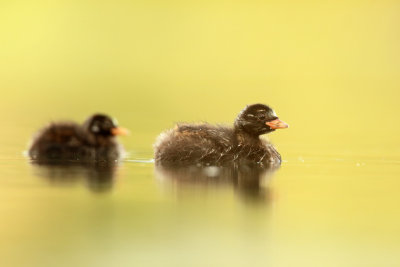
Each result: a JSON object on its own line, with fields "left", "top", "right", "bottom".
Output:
{"left": 1, "top": 1, "right": 400, "bottom": 266}
{"left": 1, "top": 138, "right": 399, "bottom": 266}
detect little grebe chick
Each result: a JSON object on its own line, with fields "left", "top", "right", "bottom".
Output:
{"left": 28, "top": 114, "right": 128, "bottom": 162}
{"left": 154, "top": 104, "right": 288, "bottom": 166}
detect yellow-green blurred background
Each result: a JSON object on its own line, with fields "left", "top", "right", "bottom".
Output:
{"left": 0, "top": 1, "right": 400, "bottom": 266}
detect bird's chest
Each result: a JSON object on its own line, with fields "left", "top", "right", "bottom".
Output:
{"left": 234, "top": 141, "right": 279, "bottom": 164}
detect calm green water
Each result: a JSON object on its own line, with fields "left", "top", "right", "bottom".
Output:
{"left": 1, "top": 0, "right": 400, "bottom": 266}
{"left": 1, "top": 134, "right": 399, "bottom": 266}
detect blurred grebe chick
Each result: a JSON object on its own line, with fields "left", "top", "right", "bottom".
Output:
{"left": 28, "top": 114, "right": 128, "bottom": 162}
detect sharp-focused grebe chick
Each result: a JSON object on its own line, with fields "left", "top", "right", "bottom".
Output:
{"left": 154, "top": 104, "right": 288, "bottom": 166}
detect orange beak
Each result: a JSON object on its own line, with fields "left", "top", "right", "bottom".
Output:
{"left": 111, "top": 127, "right": 130, "bottom": 136}
{"left": 266, "top": 119, "right": 289, "bottom": 129}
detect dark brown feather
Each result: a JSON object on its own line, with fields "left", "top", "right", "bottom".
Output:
{"left": 28, "top": 116, "right": 123, "bottom": 162}
{"left": 154, "top": 104, "right": 286, "bottom": 167}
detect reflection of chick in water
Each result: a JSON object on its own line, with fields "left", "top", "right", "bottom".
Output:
{"left": 155, "top": 161, "right": 279, "bottom": 203}
{"left": 31, "top": 160, "right": 118, "bottom": 193}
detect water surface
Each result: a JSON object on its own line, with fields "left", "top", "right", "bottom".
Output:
{"left": 1, "top": 140, "right": 399, "bottom": 267}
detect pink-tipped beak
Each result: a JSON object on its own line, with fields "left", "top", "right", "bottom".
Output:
{"left": 111, "top": 127, "right": 130, "bottom": 136}
{"left": 266, "top": 119, "right": 289, "bottom": 129}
